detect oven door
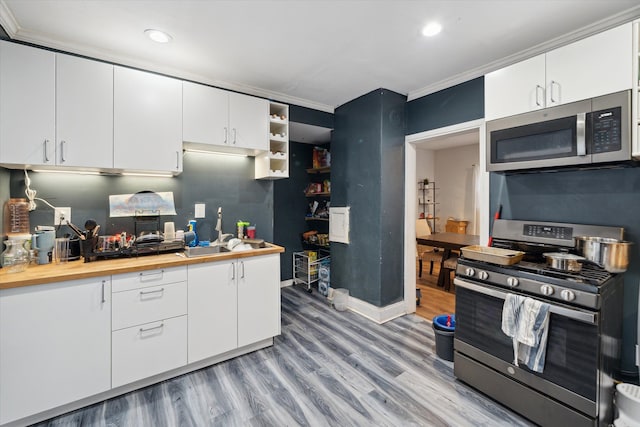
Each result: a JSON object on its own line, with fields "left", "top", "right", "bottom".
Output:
{"left": 486, "top": 98, "right": 591, "bottom": 172}
{"left": 454, "top": 277, "right": 599, "bottom": 417}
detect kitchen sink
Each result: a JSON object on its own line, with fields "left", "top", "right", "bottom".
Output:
{"left": 184, "top": 245, "right": 230, "bottom": 257}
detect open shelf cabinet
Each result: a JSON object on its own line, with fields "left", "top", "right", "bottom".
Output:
{"left": 256, "top": 102, "right": 289, "bottom": 179}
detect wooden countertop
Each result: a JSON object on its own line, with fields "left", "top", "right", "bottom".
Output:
{"left": 0, "top": 244, "right": 284, "bottom": 290}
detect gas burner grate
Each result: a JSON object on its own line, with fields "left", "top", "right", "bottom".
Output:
{"left": 506, "top": 261, "right": 612, "bottom": 286}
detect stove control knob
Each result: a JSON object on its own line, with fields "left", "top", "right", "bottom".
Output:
{"left": 540, "top": 284, "right": 555, "bottom": 296}
{"left": 465, "top": 268, "right": 475, "bottom": 277}
{"left": 560, "top": 289, "right": 576, "bottom": 302}
{"left": 479, "top": 271, "right": 489, "bottom": 280}
{"left": 507, "top": 277, "right": 519, "bottom": 288}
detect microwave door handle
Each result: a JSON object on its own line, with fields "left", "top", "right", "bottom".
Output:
{"left": 453, "top": 278, "right": 596, "bottom": 325}
{"left": 576, "top": 112, "right": 587, "bottom": 156}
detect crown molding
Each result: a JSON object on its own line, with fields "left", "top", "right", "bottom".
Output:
{"left": 0, "top": 0, "right": 19, "bottom": 36}
{"left": 408, "top": 6, "right": 640, "bottom": 101}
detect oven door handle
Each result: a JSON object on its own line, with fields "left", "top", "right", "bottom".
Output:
{"left": 454, "top": 278, "right": 597, "bottom": 325}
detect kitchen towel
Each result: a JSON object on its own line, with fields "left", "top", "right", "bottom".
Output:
{"left": 501, "top": 293, "right": 551, "bottom": 373}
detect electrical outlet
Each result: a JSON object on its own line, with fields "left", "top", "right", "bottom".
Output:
{"left": 54, "top": 207, "right": 71, "bottom": 226}
{"left": 195, "top": 203, "right": 205, "bottom": 218}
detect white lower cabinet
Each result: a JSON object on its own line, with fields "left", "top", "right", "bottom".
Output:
{"left": 0, "top": 277, "right": 111, "bottom": 425}
{"left": 237, "top": 254, "right": 281, "bottom": 346}
{"left": 188, "top": 254, "right": 281, "bottom": 363}
{"left": 111, "top": 267, "right": 188, "bottom": 388}
{"left": 188, "top": 261, "right": 238, "bottom": 363}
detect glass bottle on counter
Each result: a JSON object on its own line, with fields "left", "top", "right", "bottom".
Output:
{"left": 1, "top": 238, "right": 30, "bottom": 273}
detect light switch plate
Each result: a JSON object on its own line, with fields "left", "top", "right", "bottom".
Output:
{"left": 54, "top": 207, "right": 71, "bottom": 226}
{"left": 195, "top": 203, "right": 206, "bottom": 218}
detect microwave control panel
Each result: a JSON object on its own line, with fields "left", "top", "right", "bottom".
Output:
{"left": 590, "top": 106, "right": 621, "bottom": 153}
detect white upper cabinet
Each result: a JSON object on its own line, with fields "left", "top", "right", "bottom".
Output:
{"left": 545, "top": 23, "right": 632, "bottom": 107}
{"left": 114, "top": 66, "right": 183, "bottom": 174}
{"left": 183, "top": 81, "right": 268, "bottom": 154}
{"left": 182, "top": 81, "right": 229, "bottom": 147}
{"left": 56, "top": 54, "right": 114, "bottom": 169}
{"left": 485, "top": 23, "right": 633, "bottom": 121}
{"left": 0, "top": 41, "right": 55, "bottom": 166}
{"left": 485, "top": 55, "right": 546, "bottom": 121}
{"left": 229, "top": 92, "right": 269, "bottom": 152}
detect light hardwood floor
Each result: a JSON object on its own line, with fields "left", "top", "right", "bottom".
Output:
{"left": 416, "top": 261, "right": 456, "bottom": 321}
{"left": 34, "top": 285, "right": 532, "bottom": 427}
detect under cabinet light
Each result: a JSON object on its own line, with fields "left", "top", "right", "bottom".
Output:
{"left": 121, "top": 172, "right": 174, "bottom": 178}
{"left": 31, "top": 169, "right": 101, "bottom": 175}
{"left": 183, "top": 148, "right": 248, "bottom": 157}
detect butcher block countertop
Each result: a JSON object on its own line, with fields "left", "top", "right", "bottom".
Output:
{"left": 0, "top": 244, "right": 284, "bottom": 290}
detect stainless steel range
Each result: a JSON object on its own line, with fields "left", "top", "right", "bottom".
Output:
{"left": 453, "top": 219, "right": 625, "bottom": 427}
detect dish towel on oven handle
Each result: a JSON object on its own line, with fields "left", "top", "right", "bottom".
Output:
{"left": 501, "top": 293, "right": 551, "bottom": 373}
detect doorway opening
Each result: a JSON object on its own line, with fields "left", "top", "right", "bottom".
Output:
{"left": 403, "top": 119, "right": 489, "bottom": 319}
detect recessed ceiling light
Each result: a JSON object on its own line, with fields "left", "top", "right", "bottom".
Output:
{"left": 422, "top": 22, "right": 442, "bottom": 37}
{"left": 144, "top": 29, "right": 173, "bottom": 43}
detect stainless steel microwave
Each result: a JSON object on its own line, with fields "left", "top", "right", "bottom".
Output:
{"left": 486, "top": 90, "right": 631, "bottom": 172}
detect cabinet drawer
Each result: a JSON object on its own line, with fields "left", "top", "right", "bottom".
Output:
{"left": 112, "top": 266, "right": 187, "bottom": 293}
{"left": 112, "top": 281, "right": 187, "bottom": 330}
{"left": 112, "top": 315, "right": 187, "bottom": 388}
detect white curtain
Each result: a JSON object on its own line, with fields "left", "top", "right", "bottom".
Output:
{"left": 471, "top": 164, "right": 481, "bottom": 234}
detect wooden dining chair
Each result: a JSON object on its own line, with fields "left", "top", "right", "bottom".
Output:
{"left": 416, "top": 219, "right": 443, "bottom": 277}
{"left": 442, "top": 218, "right": 467, "bottom": 291}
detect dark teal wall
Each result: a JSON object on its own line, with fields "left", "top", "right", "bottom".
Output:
{"left": 406, "top": 77, "right": 484, "bottom": 135}
{"left": 332, "top": 88, "right": 406, "bottom": 306}
{"left": 273, "top": 141, "right": 315, "bottom": 280}
{"left": 289, "top": 104, "right": 334, "bottom": 129}
{"left": 5, "top": 153, "right": 273, "bottom": 244}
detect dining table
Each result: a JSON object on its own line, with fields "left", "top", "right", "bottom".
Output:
{"left": 416, "top": 232, "right": 480, "bottom": 289}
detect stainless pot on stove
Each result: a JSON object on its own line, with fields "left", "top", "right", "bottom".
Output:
{"left": 542, "top": 252, "right": 585, "bottom": 272}
{"left": 574, "top": 236, "right": 632, "bottom": 273}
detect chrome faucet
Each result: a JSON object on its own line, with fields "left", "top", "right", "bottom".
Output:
{"left": 214, "top": 207, "right": 233, "bottom": 245}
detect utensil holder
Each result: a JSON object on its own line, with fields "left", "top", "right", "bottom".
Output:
{"left": 80, "top": 236, "right": 99, "bottom": 262}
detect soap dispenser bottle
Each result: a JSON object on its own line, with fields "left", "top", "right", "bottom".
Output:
{"left": 188, "top": 220, "right": 198, "bottom": 247}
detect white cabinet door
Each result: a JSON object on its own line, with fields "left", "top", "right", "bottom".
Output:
{"left": 0, "top": 41, "right": 55, "bottom": 166}
{"left": 0, "top": 277, "right": 111, "bottom": 425}
{"left": 187, "top": 261, "right": 238, "bottom": 363}
{"left": 484, "top": 54, "right": 545, "bottom": 121}
{"left": 545, "top": 23, "right": 633, "bottom": 107}
{"left": 56, "top": 54, "right": 114, "bottom": 169}
{"left": 237, "top": 254, "right": 281, "bottom": 347}
{"left": 229, "top": 92, "right": 269, "bottom": 152}
{"left": 114, "top": 66, "right": 182, "bottom": 173}
{"left": 183, "top": 81, "right": 229, "bottom": 147}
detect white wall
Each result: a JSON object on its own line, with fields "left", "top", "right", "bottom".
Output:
{"left": 416, "top": 144, "right": 479, "bottom": 232}
{"left": 435, "top": 144, "right": 479, "bottom": 232}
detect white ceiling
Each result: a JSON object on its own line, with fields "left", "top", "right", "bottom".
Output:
{"left": 1, "top": 0, "right": 639, "bottom": 114}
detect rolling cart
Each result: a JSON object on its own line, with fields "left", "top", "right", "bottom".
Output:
{"left": 293, "top": 251, "right": 330, "bottom": 292}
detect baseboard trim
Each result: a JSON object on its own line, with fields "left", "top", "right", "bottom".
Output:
{"left": 280, "top": 279, "right": 294, "bottom": 288}
{"left": 347, "top": 295, "right": 407, "bottom": 324}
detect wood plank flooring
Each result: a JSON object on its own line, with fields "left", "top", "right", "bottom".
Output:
{"left": 35, "top": 286, "right": 534, "bottom": 427}
{"left": 416, "top": 261, "right": 456, "bottom": 321}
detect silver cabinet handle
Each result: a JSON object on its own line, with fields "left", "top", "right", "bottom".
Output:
{"left": 139, "top": 323, "right": 164, "bottom": 334}
{"left": 549, "top": 80, "right": 559, "bottom": 104}
{"left": 233, "top": 128, "right": 237, "bottom": 145}
{"left": 231, "top": 262, "right": 235, "bottom": 281}
{"left": 240, "top": 261, "right": 245, "bottom": 279}
{"left": 60, "top": 140, "right": 67, "bottom": 163}
{"left": 176, "top": 151, "right": 180, "bottom": 169}
{"left": 224, "top": 127, "right": 228, "bottom": 144}
{"left": 139, "top": 287, "right": 165, "bottom": 296}
{"left": 576, "top": 112, "right": 586, "bottom": 156}
{"left": 43, "top": 139, "right": 50, "bottom": 162}
{"left": 535, "top": 85, "right": 544, "bottom": 107}
{"left": 139, "top": 270, "right": 164, "bottom": 281}
{"left": 101, "top": 280, "right": 106, "bottom": 303}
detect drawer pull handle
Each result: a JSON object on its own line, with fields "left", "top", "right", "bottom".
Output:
{"left": 139, "top": 270, "right": 164, "bottom": 281}
{"left": 139, "top": 323, "right": 164, "bottom": 334}
{"left": 101, "top": 280, "right": 106, "bottom": 303}
{"left": 139, "top": 287, "right": 165, "bottom": 296}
